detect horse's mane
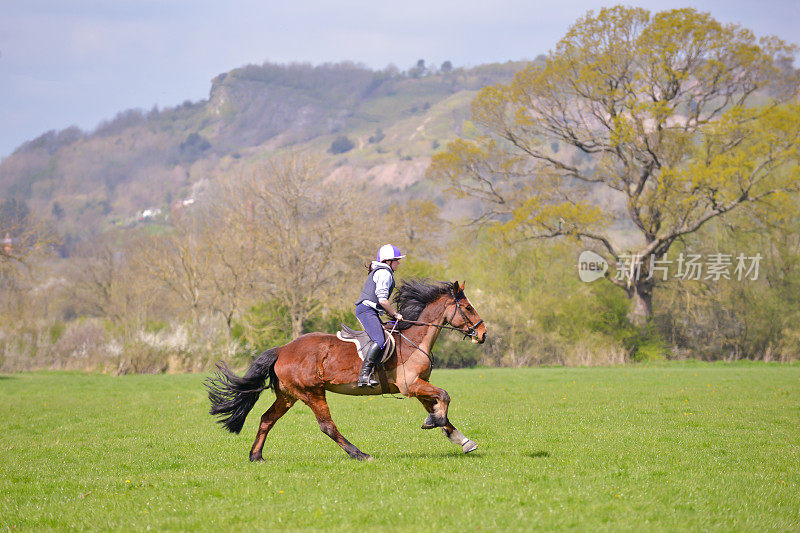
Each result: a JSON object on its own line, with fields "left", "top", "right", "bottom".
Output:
{"left": 393, "top": 278, "right": 460, "bottom": 330}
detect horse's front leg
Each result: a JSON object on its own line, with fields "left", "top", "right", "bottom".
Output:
{"left": 440, "top": 423, "right": 478, "bottom": 453}
{"left": 407, "top": 379, "right": 477, "bottom": 454}
{"left": 407, "top": 378, "right": 450, "bottom": 427}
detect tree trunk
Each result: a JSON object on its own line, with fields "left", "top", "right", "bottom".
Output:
{"left": 627, "top": 278, "right": 653, "bottom": 327}
{"left": 290, "top": 312, "right": 304, "bottom": 339}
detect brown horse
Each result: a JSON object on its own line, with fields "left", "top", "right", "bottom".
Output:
{"left": 206, "top": 279, "right": 487, "bottom": 461}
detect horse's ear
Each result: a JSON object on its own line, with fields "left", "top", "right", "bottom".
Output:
{"left": 461, "top": 280, "right": 467, "bottom": 291}
{"left": 453, "top": 280, "right": 460, "bottom": 292}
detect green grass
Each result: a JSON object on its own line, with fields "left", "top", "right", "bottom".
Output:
{"left": 1, "top": 364, "right": 799, "bottom": 531}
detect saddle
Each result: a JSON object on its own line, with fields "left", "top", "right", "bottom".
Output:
{"left": 336, "top": 324, "right": 396, "bottom": 363}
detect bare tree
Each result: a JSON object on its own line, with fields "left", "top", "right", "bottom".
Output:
{"left": 196, "top": 202, "right": 262, "bottom": 331}
{"left": 140, "top": 214, "right": 216, "bottom": 321}
{"left": 220, "top": 153, "right": 369, "bottom": 338}
{"left": 69, "top": 233, "right": 155, "bottom": 325}
{"left": 0, "top": 200, "right": 58, "bottom": 321}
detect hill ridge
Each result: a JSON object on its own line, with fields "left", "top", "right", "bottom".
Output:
{"left": 0, "top": 60, "right": 531, "bottom": 244}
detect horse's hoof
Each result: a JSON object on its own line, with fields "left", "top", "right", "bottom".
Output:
{"left": 462, "top": 440, "right": 478, "bottom": 454}
{"left": 353, "top": 452, "right": 372, "bottom": 461}
{"left": 249, "top": 455, "right": 265, "bottom": 463}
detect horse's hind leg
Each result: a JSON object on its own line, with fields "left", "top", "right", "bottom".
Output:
{"left": 303, "top": 391, "right": 371, "bottom": 461}
{"left": 249, "top": 390, "right": 296, "bottom": 462}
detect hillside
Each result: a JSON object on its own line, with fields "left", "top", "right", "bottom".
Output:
{"left": 0, "top": 60, "right": 532, "bottom": 249}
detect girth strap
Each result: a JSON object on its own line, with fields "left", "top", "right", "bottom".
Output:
{"left": 375, "top": 363, "right": 391, "bottom": 395}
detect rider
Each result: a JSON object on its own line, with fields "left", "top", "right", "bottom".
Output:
{"left": 355, "top": 244, "right": 404, "bottom": 387}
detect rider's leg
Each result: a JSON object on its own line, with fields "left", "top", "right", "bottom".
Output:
{"left": 355, "top": 304, "right": 385, "bottom": 387}
{"left": 358, "top": 342, "right": 382, "bottom": 387}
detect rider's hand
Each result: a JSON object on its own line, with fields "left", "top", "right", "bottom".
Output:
{"left": 395, "top": 313, "right": 403, "bottom": 322}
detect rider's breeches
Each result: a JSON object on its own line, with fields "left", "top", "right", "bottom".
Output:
{"left": 355, "top": 303, "right": 386, "bottom": 347}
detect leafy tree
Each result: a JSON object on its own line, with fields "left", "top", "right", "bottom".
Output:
{"left": 429, "top": 6, "right": 800, "bottom": 325}
{"left": 179, "top": 132, "right": 211, "bottom": 163}
{"left": 441, "top": 61, "right": 453, "bottom": 74}
{"left": 656, "top": 206, "right": 800, "bottom": 360}
{"left": 329, "top": 135, "right": 355, "bottom": 154}
{"left": 450, "top": 233, "right": 630, "bottom": 365}
{"left": 409, "top": 59, "right": 427, "bottom": 78}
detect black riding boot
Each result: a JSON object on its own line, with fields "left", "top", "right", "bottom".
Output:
{"left": 357, "top": 342, "right": 382, "bottom": 387}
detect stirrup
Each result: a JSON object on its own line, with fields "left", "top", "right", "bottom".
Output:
{"left": 358, "top": 368, "right": 379, "bottom": 387}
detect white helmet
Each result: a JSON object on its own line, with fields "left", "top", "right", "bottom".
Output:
{"left": 377, "top": 244, "right": 405, "bottom": 262}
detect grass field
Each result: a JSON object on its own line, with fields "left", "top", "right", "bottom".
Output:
{"left": 1, "top": 364, "right": 799, "bottom": 531}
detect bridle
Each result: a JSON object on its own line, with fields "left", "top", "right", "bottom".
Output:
{"left": 379, "top": 288, "right": 484, "bottom": 373}
{"left": 446, "top": 288, "right": 484, "bottom": 340}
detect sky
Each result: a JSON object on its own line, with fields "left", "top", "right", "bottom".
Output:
{"left": 1, "top": 0, "right": 798, "bottom": 159}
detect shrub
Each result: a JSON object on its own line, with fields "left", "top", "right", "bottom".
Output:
{"left": 368, "top": 129, "right": 385, "bottom": 144}
{"left": 48, "top": 322, "right": 66, "bottom": 344}
{"left": 433, "top": 333, "right": 482, "bottom": 368}
{"left": 329, "top": 135, "right": 354, "bottom": 154}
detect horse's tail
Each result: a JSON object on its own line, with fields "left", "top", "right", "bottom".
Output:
{"left": 205, "top": 347, "right": 280, "bottom": 434}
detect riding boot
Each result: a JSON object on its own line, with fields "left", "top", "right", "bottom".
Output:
{"left": 357, "top": 342, "right": 382, "bottom": 387}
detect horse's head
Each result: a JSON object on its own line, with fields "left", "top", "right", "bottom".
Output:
{"left": 445, "top": 281, "right": 487, "bottom": 344}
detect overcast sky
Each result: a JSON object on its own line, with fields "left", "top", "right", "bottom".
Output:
{"left": 1, "top": 0, "right": 798, "bottom": 158}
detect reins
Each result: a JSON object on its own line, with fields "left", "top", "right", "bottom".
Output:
{"left": 391, "top": 318, "right": 471, "bottom": 335}
{"left": 385, "top": 289, "right": 484, "bottom": 341}
{"left": 397, "top": 330, "right": 434, "bottom": 366}
{"left": 379, "top": 315, "right": 410, "bottom": 400}
{"left": 381, "top": 319, "right": 435, "bottom": 364}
